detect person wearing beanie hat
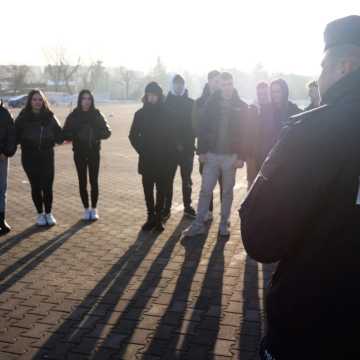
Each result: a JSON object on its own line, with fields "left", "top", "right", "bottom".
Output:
{"left": 240, "top": 15, "right": 360, "bottom": 359}
{"left": 145, "top": 81, "right": 163, "bottom": 97}
{"left": 163, "top": 74, "right": 196, "bottom": 219}
{"left": 0, "top": 101, "right": 16, "bottom": 235}
{"left": 129, "top": 82, "right": 176, "bottom": 232}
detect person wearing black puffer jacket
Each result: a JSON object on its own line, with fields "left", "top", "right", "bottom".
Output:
{"left": 129, "top": 82, "right": 176, "bottom": 232}
{"left": 63, "top": 90, "right": 111, "bottom": 221}
{"left": 0, "top": 101, "right": 16, "bottom": 235}
{"left": 15, "top": 90, "right": 63, "bottom": 227}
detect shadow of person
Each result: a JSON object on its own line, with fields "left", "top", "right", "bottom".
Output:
{"left": 90, "top": 218, "right": 192, "bottom": 359}
{"left": 0, "top": 225, "right": 48, "bottom": 257}
{"left": 34, "top": 220, "right": 190, "bottom": 359}
{"left": 0, "top": 220, "right": 88, "bottom": 295}
{"left": 155, "top": 233, "right": 229, "bottom": 359}
{"left": 143, "top": 228, "right": 208, "bottom": 358}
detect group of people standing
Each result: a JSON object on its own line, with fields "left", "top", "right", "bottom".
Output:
{"left": 130, "top": 71, "right": 318, "bottom": 236}
{"left": 0, "top": 89, "right": 111, "bottom": 235}
{"left": 1, "top": 13, "right": 360, "bottom": 359}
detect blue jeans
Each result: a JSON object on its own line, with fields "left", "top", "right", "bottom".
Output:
{"left": 0, "top": 157, "right": 9, "bottom": 212}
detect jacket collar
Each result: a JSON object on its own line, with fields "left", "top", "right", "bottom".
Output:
{"left": 321, "top": 67, "right": 360, "bottom": 105}
{"left": 212, "top": 89, "right": 246, "bottom": 107}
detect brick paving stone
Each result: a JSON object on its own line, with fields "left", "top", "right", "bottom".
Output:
{"left": 0, "top": 104, "right": 267, "bottom": 359}
{"left": 212, "top": 339, "right": 235, "bottom": 357}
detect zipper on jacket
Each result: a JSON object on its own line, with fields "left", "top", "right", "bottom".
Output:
{"left": 39, "top": 126, "right": 44, "bottom": 150}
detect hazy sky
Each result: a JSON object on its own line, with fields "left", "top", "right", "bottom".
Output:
{"left": 2, "top": 0, "right": 358, "bottom": 76}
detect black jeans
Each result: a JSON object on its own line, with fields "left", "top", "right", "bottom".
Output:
{"left": 199, "top": 161, "right": 223, "bottom": 212}
{"left": 142, "top": 173, "right": 168, "bottom": 217}
{"left": 74, "top": 150, "right": 100, "bottom": 209}
{"left": 22, "top": 149, "right": 55, "bottom": 214}
{"left": 165, "top": 153, "right": 194, "bottom": 212}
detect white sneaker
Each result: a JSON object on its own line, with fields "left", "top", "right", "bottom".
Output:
{"left": 45, "top": 213, "right": 57, "bottom": 226}
{"left": 36, "top": 213, "right": 47, "bottom": 227}
{"left": 219, "top": 222, "right": 230, "bottom": 237}
{"left": 83, "top": 208, "right": 91, "bottom": 221}
{"left": 90, "top": 208, "right": 99, "bottom": 221}
{"left": 204, "top": 211, "right": 213, "bottom": 223}
{"left": 182, "top": 222, "right": 206, "bottom": 237}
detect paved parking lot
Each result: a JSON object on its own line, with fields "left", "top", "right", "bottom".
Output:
{"left": 0, "top": 104, "right": 273, "bottom": 359}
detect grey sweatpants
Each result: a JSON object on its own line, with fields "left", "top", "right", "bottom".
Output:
{"left": 195, "top": 153, "right": 237, "bottom": 226}
{"left": 0, "top": 157, "right": 9, "bottom": 213}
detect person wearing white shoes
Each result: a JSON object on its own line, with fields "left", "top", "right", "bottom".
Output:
{"left": 15, "top": 90, "right": 63, "bottom": 227}
{"left": 183, "top": 72, "right": 248, "bottom": 238}
{"left": 192, "top": 70, "right": 223, "bottom": 224}
{"left": 63, "top": 90, "right": 111, "bottom": 221}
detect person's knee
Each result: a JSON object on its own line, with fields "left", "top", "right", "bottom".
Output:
{"left": 90, "top": 179, "right": 99, "bottom": 189}
{"left": 221, "top": 183, "right": 235, "bottom": 198}
{"left": 201, "top": 178, "right": 216, "bottom": 196}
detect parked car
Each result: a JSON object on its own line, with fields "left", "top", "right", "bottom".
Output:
{"left": 8, "top": 95, "right": 28, "bottom": 108}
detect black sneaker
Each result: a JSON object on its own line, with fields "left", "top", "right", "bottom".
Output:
{"left": 154, "top": 222, "right": 165, "bottom": 233}
{"left": 184, "top": 206, "right": 196, "bottom": 219}
{"left": 162, "top": 209, "right": 171, "bottom": 221}
{"left": 0, "top": 213, "right": 11, "bottom": 236}
{"left": 142, "top": 216, "right": 157, "bottom": 231}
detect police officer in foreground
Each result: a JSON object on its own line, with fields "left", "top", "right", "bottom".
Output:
{"left": 240, "top": 15, "right": 360, "bottom": 359}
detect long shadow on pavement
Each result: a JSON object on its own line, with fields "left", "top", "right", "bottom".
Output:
{"left": 92, "top": 218, "right": 191, "bottom": 359}
{"left": 142, "top": 230, "right": 208, "bottom": 358}
{"left": 0, "top": 226, "right": 47, "bottom": 257}
{"left": 175, "top": 234, "right": 229, "bottom": 359}
{"left": 238, "top": 258, "right": 277, "bottom": 360}
{"left": 34, "top": 220, "right": 189, "bottom": 359}
{"left": 0, "top": 221, "right": 88, "bottom": 295}
{"left": 238, "top": 255, "right": 261, "bottom": 360}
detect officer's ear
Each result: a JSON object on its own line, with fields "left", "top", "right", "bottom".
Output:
{"left": 340, "top": 59, "right": 354, "bottom": 76}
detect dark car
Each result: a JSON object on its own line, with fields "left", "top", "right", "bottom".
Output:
{"left": 8, "top": 95, "right": 28, "bottom": 108}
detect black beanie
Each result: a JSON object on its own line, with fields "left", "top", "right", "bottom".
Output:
{"left": 324, "top": 15, "right": 360, "bottom": 51}
{"left": 145, "top": 82, "right": 163, "bottom": 96}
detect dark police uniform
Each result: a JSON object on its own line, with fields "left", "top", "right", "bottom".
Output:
{"left": 240, "top": 15, "right": 360, "bottom": 359}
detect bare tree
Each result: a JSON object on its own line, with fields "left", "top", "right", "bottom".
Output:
{"left": 81, "top": 61, "right": 108, "bottom": 92}
{"left": 6, "top": 65, "right": 31, "bottom": 94}
{"left": 44, "top": 47, "right": 81, "bottom": 94}
{"left": 118, "top": 67, "right": 137, "bottom": 99}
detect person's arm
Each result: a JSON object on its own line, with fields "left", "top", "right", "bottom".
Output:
{"left": 52, "top": 115, "right": 64, "bottom": 145}
{"left": 239, "top": 122, "right": 338, "bottom": 263}
{"left": 129, "top": 111, "right": 142, "bottom": 154}
{"left": 191, "top": 102, "right": 199, "bottom": 137}
{"left": 62, "top": 113, "right": 75, "bottom": 141}
{"left": 3, "top": 109, "right": 17, "bottom": 157}
{"left": 14, "top": 112, "right": 24, "bottom": 145}
{"left": 197, "top": 101, "right": 212, "bottom": 156}
{"left": 96, "top": 111, "right": 111, "bottom": 140}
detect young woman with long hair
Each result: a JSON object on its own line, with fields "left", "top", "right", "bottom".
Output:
{"left": 62, "top": 90, "right": 111, "bottom": 221}
{"left": 15, "top": 89, "right": 63, "bottom": 226}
